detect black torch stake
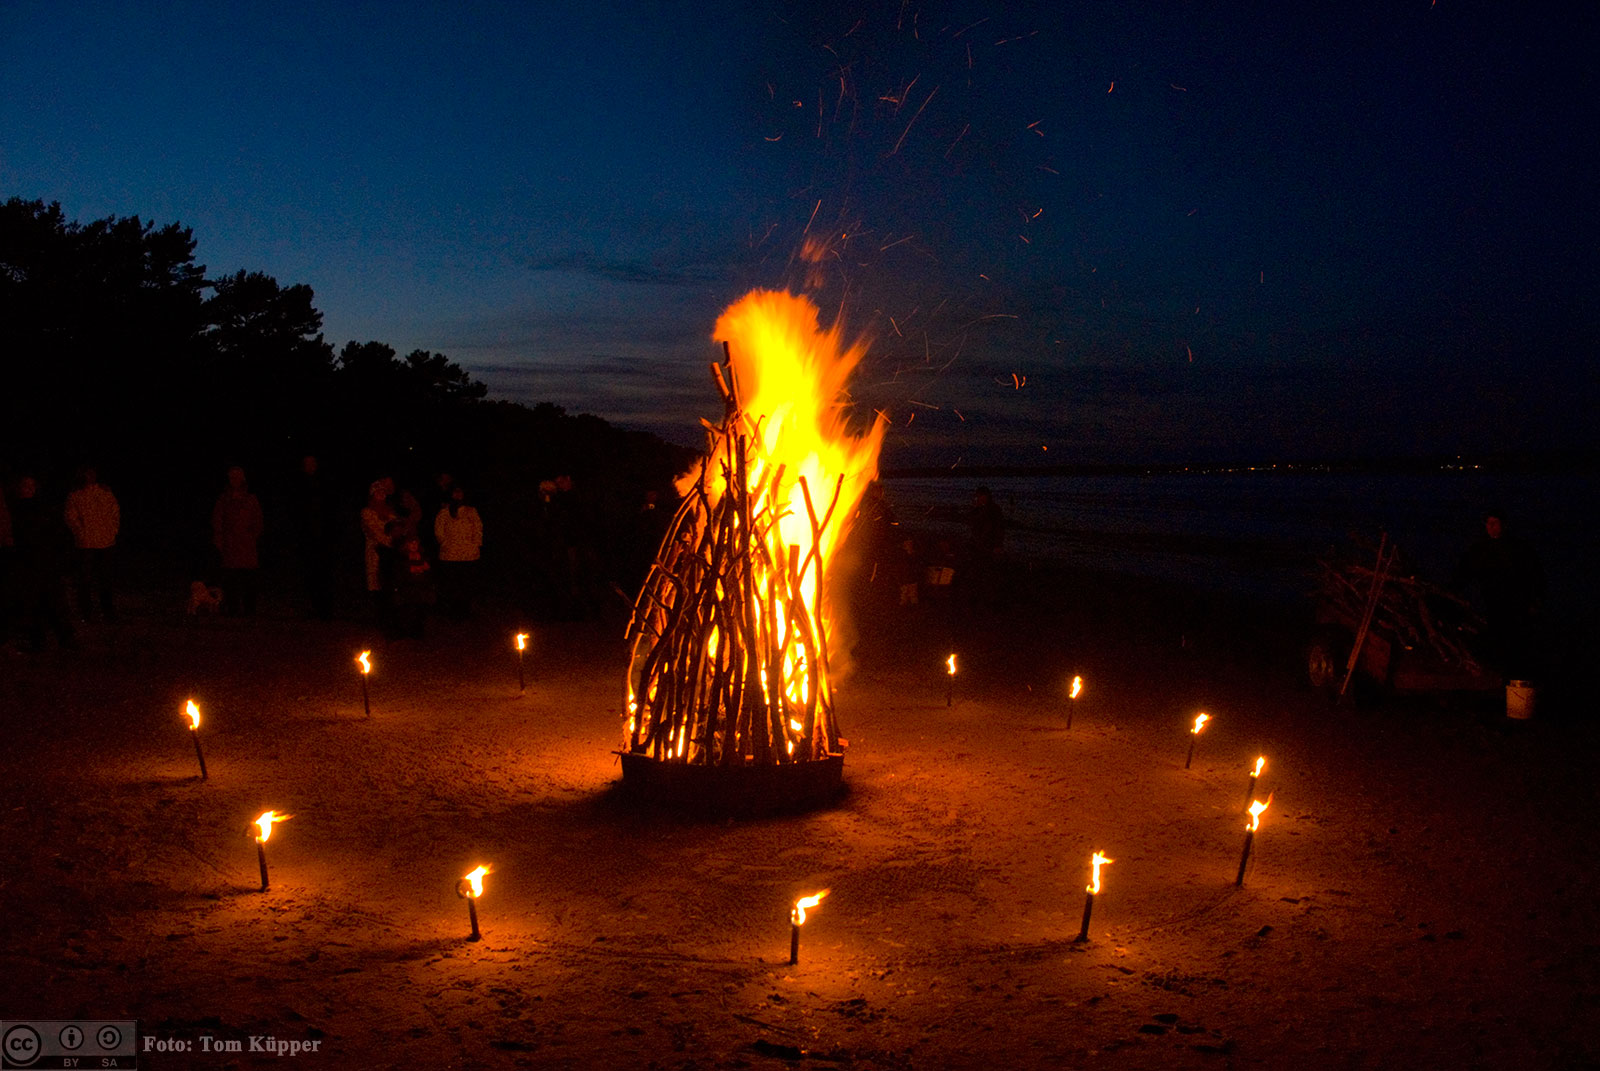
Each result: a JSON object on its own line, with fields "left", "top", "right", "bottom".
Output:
{"left": 1076, "top": 851, "right": 1111, "bottom": 943}
{"left": 789, "top": 919, "right": 801, "bottom": 965}
{"left": 360, "top": 672, "right": 370, "bottom": 718}
{"left": 1076, "top": 888, "right": 1096, "bottom": 943}
{"left": 191, "top": 727, "right": 209, "bottom": 780}
{"left": 256, "top": 838, "right": 270, "bottom": 891}
{"left": 1236, "top": 797, "right": 1271, "bottom": 887}
{"left": 466, "top": 896, "right": 481, "bottom": 940}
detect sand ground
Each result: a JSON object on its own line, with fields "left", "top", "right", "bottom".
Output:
{"left": 2, "top": 570, "right": 1596, "bottom": 1070}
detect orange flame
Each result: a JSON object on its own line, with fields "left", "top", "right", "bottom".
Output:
{"left": 1246, "top": 794, "right": 1273, "bottom": 832}
{"left": 1087, "top": 850, "right": 1114, "bottom": 894}
{"left": 1191, "top": 712, "right": 1210, "bottom": 735}
{"left": 1069, "top": 675, "right": 1083, "bottom": 700}
{"left": 184, "top": 699, "right": 201, "bottom": 730}
{"left": 946, "top": 653, "right": 958, "bottom": 676}
{"left": 792, "top": 888, "right": 831, "bottom": 925}
{"left": 515, "top": 633, "right": 528, "bottom": 652}
{"left": 252, "top": 810, "right": 291, "bottom": 843}
{"left": 356, "top": 650, "right": 372, "bottom": 675}
{"left": 632, "top": 290, "right": 884, "bottom": 758}
{"left": 462, "top": 864, "right": 491, "bottom": 899}
{"left": 1251, "top": 756, "right": 1266, "bottom": 779}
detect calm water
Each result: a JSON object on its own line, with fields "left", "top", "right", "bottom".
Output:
{"left": 880, "top": 471, "right": 1595, "bottom": 616}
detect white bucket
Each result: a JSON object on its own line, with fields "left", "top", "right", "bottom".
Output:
{"left": 1505, "top": 680, "right": 1537, "bottom": 720}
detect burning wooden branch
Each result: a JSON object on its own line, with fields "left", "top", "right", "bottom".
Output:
{"left": 621, "top": 291, "right": 884, "bottom": 772}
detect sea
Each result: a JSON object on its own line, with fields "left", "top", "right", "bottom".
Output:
{"left": 878, "top": 469, "right": 1596, "bottom": 622}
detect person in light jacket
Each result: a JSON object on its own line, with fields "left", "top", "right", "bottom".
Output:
{"left": 433, "top": 485, "right": 482, "bottom": 619}
{"left": 64, "top": 465, "right": 120, "bottom": 620}
{"left": 211, "top": 465, "right": 264, "bottom": 616}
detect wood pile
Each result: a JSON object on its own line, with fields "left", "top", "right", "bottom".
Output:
{"left": 623, "top": 353, "right": 841, "bottom": 766}
{"left": 1314, "top": 536, "right": 1485, "bottom": 673}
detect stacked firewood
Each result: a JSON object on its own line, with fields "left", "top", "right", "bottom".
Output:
{"left": 623, "top": 359, "right": 842, "bottom": 766}
{"left": 1314, "top": 537, "right": 1485, "bottom": 672}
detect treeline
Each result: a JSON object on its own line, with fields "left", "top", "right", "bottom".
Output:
{"left": 0, "top": 197, "right": 693, "bottom": 594}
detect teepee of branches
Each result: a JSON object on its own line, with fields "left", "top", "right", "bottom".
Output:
{"left": 623, "top": 341, "right": 867, "bottom": 767}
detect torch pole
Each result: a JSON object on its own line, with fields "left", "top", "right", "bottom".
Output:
{"left": 256, "top": 840, "right": 270, "bottom": 891}
{"left": 1066, "top": 699, "right": 1074, "bottom": 731}
{"left": 1185, "top": 735, "right": 1197, "bottom": 769}
{"left": 789, "top": 921, "right": 801, "bottom": 965}
{"left": 467, "top": 898, "right": 481, "bottom": 941}
{"left": 946, "top": 670, "right": 953, "bottom": 708}
{"left": 1234, "top": 829, "right": 1255, "bottom": 887}
{"left": 190, "top": 728, "right": 208, "bottom": 780}
{"left": 1244, "top": 773, "right": 1259, "bottom": 805}
{"left": 1075, "top": 890, "right": 1095, "bottom": 943}
{"left": 360, "top": 673, "right": 370, "bottom": 719}
{"left": 517, "top": 651, "right": 526, "bottom": 695}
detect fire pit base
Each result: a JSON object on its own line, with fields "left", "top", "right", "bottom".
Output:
{"left": 616, "top": 753, "right": 844, "bottom": 817}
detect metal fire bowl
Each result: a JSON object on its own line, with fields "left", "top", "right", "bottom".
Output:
{"left": 617, "top": 752, "right": 845, "bottom": 818}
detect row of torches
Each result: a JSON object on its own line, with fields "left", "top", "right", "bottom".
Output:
{"left": 179, "top": 644, "right": 1273, "bottom": 955}
{"left": 182, "top": 637, "right": 529, "bottom": 941}
{"left": 947, "top": 659, "right": 1278, "bottom": 943}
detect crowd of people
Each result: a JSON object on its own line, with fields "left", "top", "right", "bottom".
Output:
{"left": 0, "top": 455, "right": 661, "bottom": 652}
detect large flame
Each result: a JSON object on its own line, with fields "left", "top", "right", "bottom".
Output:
{"left": 630, "top": 290, "right": 884, "bottom": 763}
{"left": 700, "top": 292, "right": 885, "bottom": 714}
{"left": 462, "top": 864, "right": 491, "bottom": 899}
{"left": 252, "top": 810, "right": 291, "bottom": 843}
{"left": 792, "top": 888, "right": 831, "bottom": 925}
{"left": 356, "top": 650, "right": 372, "bottom": 675}
{"left": 946, "top": 653, "right": 958, "bottom": 677}
{"left": 184, "top": 699, "right": 201, "bottom": 730}
{"left": 1191, "top": 712, "right": 1210, "bottom": 735}
{"left": 1087, "top": 850, "right": 1114, "bottom": 895}
{"left": 1069, "top": 675, "right": 1083, "bottom": 700}
{"left": 515, "top": 633, "right": 528, "bottom": 653}
{"left": 1251, "top": 756, "right": 1266, "bottom": 779}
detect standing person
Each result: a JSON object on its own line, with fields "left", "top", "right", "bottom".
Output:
{"left": 211, "top": 465, "right": 264, "bottom": 616}
{"left": 1456, "top": 507, "right": 1544, "bottom": 679}
{"left": 290, "top": 454, "right": 337, "bottom": 620}
{"left": 433, "top": 485, "right": 483, "bottom": 619}
{"left": 63, "top": 465, "right": 119, "bottom": 621}
{"left": 360, "top": 477, "right": 398, "bottom": 626}
{"left": 11, "top": 476, "right": 76, "bottom": 651}
{"left": 420, "top": 470, "right": 455, "bottom": 560}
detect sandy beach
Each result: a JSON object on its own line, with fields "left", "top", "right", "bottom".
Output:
{"left": 2, "top": 566, "right": 1595, "bottom": 1070}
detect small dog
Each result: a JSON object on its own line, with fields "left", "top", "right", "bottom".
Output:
{"left": 186, "top": 580, "right": 223, "bottom": 615}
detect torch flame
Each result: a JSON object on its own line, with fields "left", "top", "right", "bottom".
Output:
{"left": 1069, "top": 675, "right": 1083, "bottom": 700}
{"left": 1251, "top": 756, "right": 1266, "bottom": 779}
{"left": 1086, "top": 850, "right": 1114, "bottom": 894}
{"left": 946, "top": 653, "right": 957, "bottom": 676}
{"left": 792, "top": 888, "right": 831, "bottom": 925}
{"left": 515, "top": 633, "right": 528, "bottom": 652}
{"left": 356, "top": 650, "right": 372, "bottom": 675}
{"left": 1246, "top": 794, "right": 1273, "bottom": 832}
{"left": 462, "top": 864, "right": 491, "bottom": 899}
{"left": 184, "top": 699, "right": 201, "bottom": 730}
{"left": 1191, "top": 712, "right": 1210, "bottom": 735}
{"left": 252, "top": 809, "right": 291, "bottom": 843}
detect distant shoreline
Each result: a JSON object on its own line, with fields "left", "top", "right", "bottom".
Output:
{"left": 881, "top": 449, "right": 1599, "bottom": 480}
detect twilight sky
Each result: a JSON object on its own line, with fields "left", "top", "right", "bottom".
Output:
{"left": 3, "top": 0, "right": 1595, "bottom": 465}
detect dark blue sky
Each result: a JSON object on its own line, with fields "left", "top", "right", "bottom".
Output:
{"left": 4, "top": 1, "right": 1594, "bottom": 465}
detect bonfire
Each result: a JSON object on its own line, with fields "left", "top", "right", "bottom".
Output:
{"left": 623, "top": 291, "right": 885, "bottom": 770}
